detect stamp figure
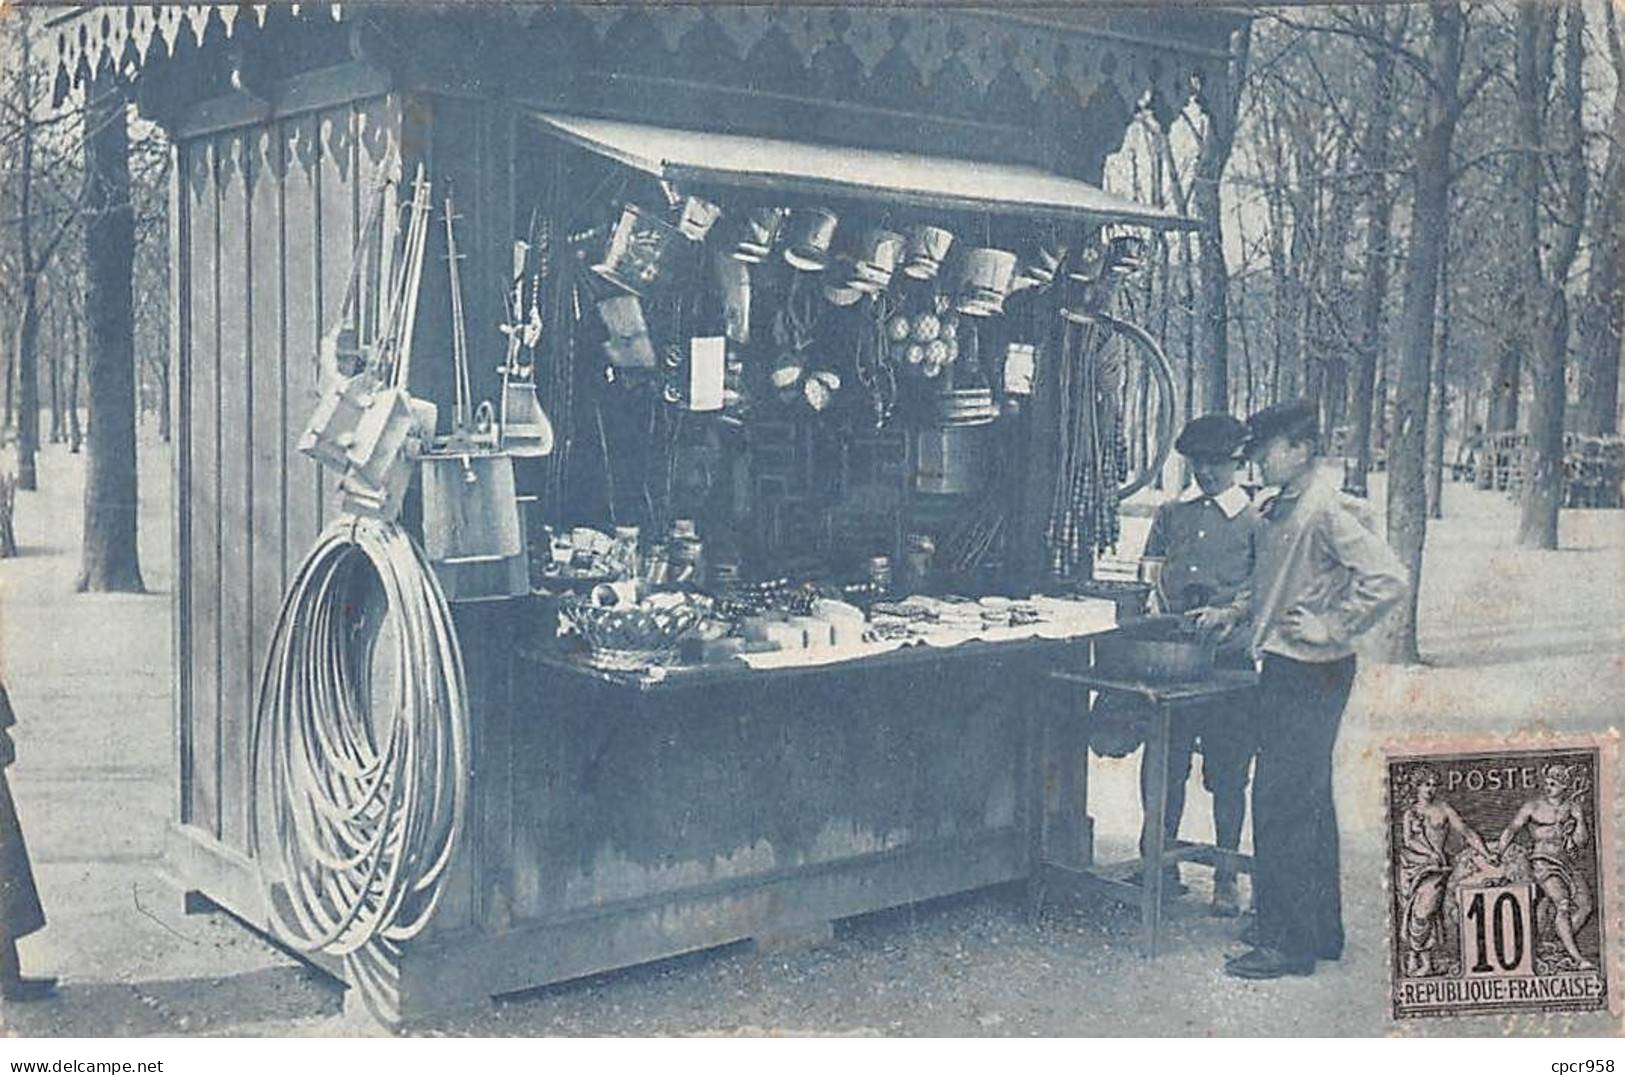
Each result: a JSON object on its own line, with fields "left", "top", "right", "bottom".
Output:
{"left": 1493, "top": 763, "right": 1596, "bottom": 970}
{"left": 1397, "top": 765, "right": 1497, "bottom": 978}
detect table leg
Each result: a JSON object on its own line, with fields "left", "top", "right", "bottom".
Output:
{"left": 1140, "top": 701, "right": 1172, "bottom": 958}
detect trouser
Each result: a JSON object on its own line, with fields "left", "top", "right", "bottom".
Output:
{"left": 1251, "top": 652, "right": 1356, "bottom": 961}
{"left": 1138, "top": 661, "right": 1256, "bottom": 883}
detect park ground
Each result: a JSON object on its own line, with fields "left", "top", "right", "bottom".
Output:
{"left": 0, "top": 433, "right": 1620, "bottom": 1037}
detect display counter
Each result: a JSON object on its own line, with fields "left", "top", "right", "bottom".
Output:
{"left": 383, "top": 624, "right": 1101, "bottom": 1020}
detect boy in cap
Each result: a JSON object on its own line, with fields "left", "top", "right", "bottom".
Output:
{"left": 0, "top": 681, "right": 55, "bottom": 1003}
{"left": 1193, "top": 400, "right": 1406, "bottom": 979}
{"left": 1138, "top": 413, "right": 1258, "bottom": 915}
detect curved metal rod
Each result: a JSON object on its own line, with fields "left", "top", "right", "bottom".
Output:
{"left": 1092, "top": 312, "right": 1176, "bottom": 501}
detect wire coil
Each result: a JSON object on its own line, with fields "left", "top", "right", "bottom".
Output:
{"left": 248, "top": 516, "right": 470, "bottom": 1024}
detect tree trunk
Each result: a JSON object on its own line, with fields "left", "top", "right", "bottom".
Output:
{"left": 68, "top": 317, "right": 83, "bottom": 455}
{"left": 1321, "top": 146, "right": 1357, "bottom": 440}
{"left": 14, "top": 27, "right": 39, "bottom": 491}
{"left": 15, "top": 272, "right": 40, "bottom": 491}
{"left": 1195, "top": 23, "right": 1251, "bottom": 416}
{"left": 1486, "top": 296, "right": 1524, "bottom": 435}
{"left": 1352, "top": 12, "right": 1397, "bottom": 489}
{"left": 1426, "top": 238, "right": 1451, "bottom": 519}
{"left": 1516, "top": 0, "right": 1586, "bottom": 550}
{"left": 77, "top": 77, "right": 146, "bottom": 593}
{"left": 155, "top": 342, "right": 170, "bottom": 443}
{"left": 1383, "top": 1, "right": 1466, "bottom": 666}
{"left": 48, "top": 305, "right": 63, "bottom": 445}
{"left": 1577, "top": 0, "right": 1625, "bottom": 436}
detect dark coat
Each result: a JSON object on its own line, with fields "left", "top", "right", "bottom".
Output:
{"left": 0, "top": 685, "right": 47, "bottom": 940}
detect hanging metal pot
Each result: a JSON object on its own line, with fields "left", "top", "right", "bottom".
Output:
{"left": 782, "top": 207, "right": 840, "bottom": 272}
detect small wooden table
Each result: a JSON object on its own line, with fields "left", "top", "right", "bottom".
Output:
{"left": 1043, "top": 666, "right": 1260, "bottom": 956}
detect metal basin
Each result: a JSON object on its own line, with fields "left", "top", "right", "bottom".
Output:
{"left": 1093, "top": 614, "right": 1214, "bottom": 681}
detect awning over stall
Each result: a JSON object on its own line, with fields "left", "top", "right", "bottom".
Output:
{"left": 531, "top": 112, "right": 1195, "bottom": 230}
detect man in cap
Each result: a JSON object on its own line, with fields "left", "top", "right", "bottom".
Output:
{"left": 1193, "top": 399, "right": 1407, "bottom": 979}
{"left": 1136, "top": 413, "right": 1259, "bottom": 916}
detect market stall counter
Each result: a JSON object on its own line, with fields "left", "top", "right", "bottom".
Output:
{"left": 413, "top": 621, "right": 1105, "bottom": 1010}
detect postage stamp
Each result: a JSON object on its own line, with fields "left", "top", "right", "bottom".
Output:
{"left": 1385, "top": 736, "right": 1619, "bottom": 1020}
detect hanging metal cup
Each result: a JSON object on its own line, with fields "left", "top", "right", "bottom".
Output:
{"left": 952, "top": 247, "right": 1017, "bottom": 317}
{"left": 677, "top": 195, "right": 723, "bottom": 241}
{"left": 782, "top": 207, "right": 840, "bottom": 272}
{"left": 849, "top": 228, "right": 905, "bottom": 293}
{"left": 901, "top": 224, "right": 955, "bottom": 280}
{"left": 731, "top": 206, "right": 788, "bottom": 263}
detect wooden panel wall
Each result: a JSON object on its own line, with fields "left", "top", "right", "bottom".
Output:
{"left": 175, "top": 95, "right": 400, "bottom": 858}
{"left": 183, "top": 139, "right": 219, "bottom": 835}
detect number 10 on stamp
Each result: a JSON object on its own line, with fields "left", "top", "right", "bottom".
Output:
{"left": 1460, "top": 883, "right": 1534, "bottom": 978}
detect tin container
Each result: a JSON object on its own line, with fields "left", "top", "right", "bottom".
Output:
{"left": 867, "top": 555, "right": 894, "bottom": 594}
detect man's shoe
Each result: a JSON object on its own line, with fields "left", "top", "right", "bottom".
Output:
{"left": 1223, "top": 947, "right": 1313, "bottom": 980}
{"left": 0, "top": 976, "right": 58, "bottom": 1003}
{"left": 1211, "top": 877, "right": 1241, "bottom": 918}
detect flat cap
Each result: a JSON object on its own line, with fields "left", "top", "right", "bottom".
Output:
{"left": 1174, "top": 413, "right": 1249, "bottom": 461}
{"left": 1242, "top": 399, "right": 1318, "bottom": 457}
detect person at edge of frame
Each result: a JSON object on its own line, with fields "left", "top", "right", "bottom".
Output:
{"left": 1135, "top": 413, "right": 1259, "bottom": 917}
{"left": 0, "top": 679, "right": 57, "bottom": 1003}
{"left": 1190, "top": 399, "right": 1408, "bottom": 980}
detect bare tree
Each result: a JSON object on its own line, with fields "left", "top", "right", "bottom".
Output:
{"left": 1576, "top": 0, "right": 1625, "bottom": 437}
{"left": 76, "top": 71, "right": 145, "bottom": 593}
{"left": 1426, "top": 218, "right": 1452, "bottom": 519}
{"left": 1515, "top": 0, "right": 1587, "bottom": 549}
{"left": 2, "top": 17, "right": 86, "bottom": 491}
{"left": 1194, "top": 22, "right": 1253, "bottom": 415}
{"left": 1352, "top": 6, "right": 1403, "bottom": 493}
{"left": 1384, "top": 1, "right": 1474, "bottom": 664}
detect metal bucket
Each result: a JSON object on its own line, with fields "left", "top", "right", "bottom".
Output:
{"left": 420, "top": 451, "right": 528, "bottom": 602}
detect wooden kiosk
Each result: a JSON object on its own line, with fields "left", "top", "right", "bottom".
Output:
{"left": 46, "top": 3, "right": 1245, "bottom": 1022}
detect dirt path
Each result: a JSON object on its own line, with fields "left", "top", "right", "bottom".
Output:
{"left": 1, "top": 440, "right": 1619, "bottom": 1037}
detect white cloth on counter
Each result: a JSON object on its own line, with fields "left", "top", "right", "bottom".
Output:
{"left": 734, "top": 595, "right": 1117, "bottom": 670}
{"left": 738, "top": 639, "right": 906, "bottom": 670}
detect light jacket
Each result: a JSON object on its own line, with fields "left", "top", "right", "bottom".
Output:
{"left": 1228, "top": 470, "right": 1408, "bottom": 663}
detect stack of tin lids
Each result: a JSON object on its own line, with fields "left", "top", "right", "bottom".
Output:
{"left": 937, "top": 386, "right": 998, "bottom": 426}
